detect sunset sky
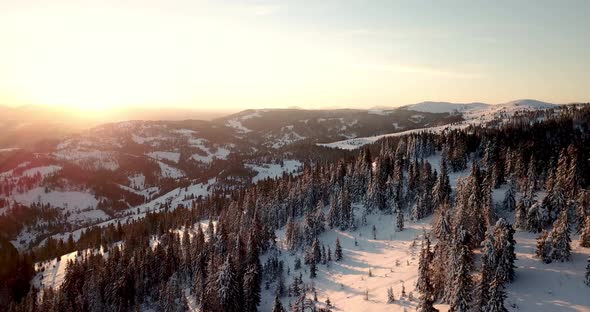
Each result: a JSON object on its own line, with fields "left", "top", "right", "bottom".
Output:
{"left": 0, "top": 0, "right": 588, "bottom": 112}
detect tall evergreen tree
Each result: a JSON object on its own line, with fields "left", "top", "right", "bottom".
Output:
{"left": 395, "top": 207, "right": 404, "bottom": 232}
{"left": 548, "top": 209, "right": 572, "bottom": 262}
{"left": 502, "top": 182, "right": 516, "bottom": 211}
{"left": 493, "top": 218, "right": 517, "bottom": 283}
{"left": 449, "top": 226, "right": 473, "bottom": 312}
{"left": 580, "top": 216, "right": 590, "bottom": 247}
{"left": 416, "top": 236, "right": 438, "bottom": 312}
{"left": 243, "top": 236, "right": 262, "bottom": 312}
{"left": 335, "top": 238, "right": 343, "bottom": 261}
{"left": 272, "top": 295, "right": 286, "bottom": 312}
{"left": 216, "top": 256, "right": 240, "bottom": 312}
{"left": 483, "top": 278, "right": 508, "bottom": 312}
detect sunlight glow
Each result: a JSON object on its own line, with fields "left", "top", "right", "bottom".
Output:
{"left": 0, "top": 1, "right": 588, "bottom": 110}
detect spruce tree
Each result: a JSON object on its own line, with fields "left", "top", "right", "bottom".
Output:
{"left": 502, "top": 182, "right": 516, "bottom": 211}
{"left": 478, "top": 229, "right": 496, "bottom": 310}
{"left": 449, "top": 226, "right": 473, "bottom": 312}
{"left": 514, "top": 197, "right": 527, "bottom": 230}
{"left": 416, "top": 236, "right": 438, "bottom": 312}
{"left": 335, "top": 238, "right": 343, "bottom": 261}
{"left": 272, "top": 295, "right": 286, "bottom": 312}
{"left": 585, "top": 258, "right": 590, "bottom": 287}
{"left": 535, "top": 230, "right": 551, "bottom": 263}
{"left": 216, "top": 256, "right": 240, "bottom": 312}
{"left": 395, "top": 207, "right": 404, "bottom": 232}
{"left": 580, "top": 216, "right": 590, "bottom": 248}
{"left": 548, "top": 209, "right": 572, "bottom": 262}
{"left": 243, "top": 236, "right": 262, "bottom": 312}
{"left": 483, "top": 277, "right": 508, "bottom": 312}
{"left": 494, "top": 218, "right": 517, "bottom": 283}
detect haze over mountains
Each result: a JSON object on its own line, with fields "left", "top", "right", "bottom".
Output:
{"left": 0, "top": 99, "right": 578, "bottom": 150}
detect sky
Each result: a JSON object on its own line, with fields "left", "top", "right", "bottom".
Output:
{"left": 0, "top": 0, "right": 588, "bottom": 112}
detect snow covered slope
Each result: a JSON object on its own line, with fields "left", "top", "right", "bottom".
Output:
{"left": 320, "top": 99, "right": 559, "bottom": 150}
{"left": 401, "top": 101, "right": 490, "bottom": 114}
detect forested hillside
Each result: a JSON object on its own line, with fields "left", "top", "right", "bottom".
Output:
{"left": 2, "top": 104, "right": 590, "bottom": 311}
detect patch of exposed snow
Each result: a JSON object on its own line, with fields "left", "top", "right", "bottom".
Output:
{"left": 147, "top": 151, "right": 181, "bottom": 163}
{"left": 11, "top": 187, "right": 99, "bottom": 210}
{"left": 157, "top": 161, "right": 185, "bottom": 179}
{"left": 245, "top": 160, "right": 303, "bottom": 183}
{"left": 191, "top": 146, "right": 231, "bottom": 164}
{"left": 0, "top": 147, "right": 20, "bottom": 153}
{"left": 21, "top": 165, "right": 62, "bottom": 178}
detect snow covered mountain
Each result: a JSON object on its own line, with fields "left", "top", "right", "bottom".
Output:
{"left": 399, "top": 99, "right": 557, "bottom": 114}
{"left": 0, "top": 101, "right": 568, "bottom": 250}
{"left": 320, "top": 100, "right": 563, "bottom": 150}
{"left": 1, "top": 102, "right": 590, "bottom": 312}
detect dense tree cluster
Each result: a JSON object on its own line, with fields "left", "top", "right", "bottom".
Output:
{"left": 4, "top": 105, "right": 590, "bottom": 310}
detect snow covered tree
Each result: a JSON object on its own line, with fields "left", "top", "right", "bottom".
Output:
{"left": 334, "top": 238, "right": 343, "bottom": 261}
{"left": 285, "top": 217, "right": 301, "bottom": 251}
{"left": 327, "top": 194, "right": 340, "bottom": 229}
{"left": 449, "top": 226, "right": 473, "bottom": 312}
{"left": 432, "top": 159, "right": 451, "bottom": 209}
{"left": 433, "top": 202, "right": 452, "bottom": 242}
{"left": 303, "top": 201, "right": 326, "bottom": 245}
{"left": 216, "top": 256, "right": 240, "bottom": 312}
{"left": 367, "top": 156, "right": 389, "bottom": 211}
{"left": 576, "top": 191, "right": 590, "bottom": 233}
{"left": 514, "top": 196, "right": 528, "bottom": 230}
{"left": 416, "top": 236, "right": 438, "bottom": 312}
{"left": 526, "top": 201, "right": 550, "bottom": 233}
{"left": 548, "top": 209, "right": 572, "bottom": 262}
{"left": 339, "top": 188, "right": 355, "bottom": 230}
{"left": 243, "top": 236, "right": 262, "bottom": 312}
{"left": 478, "top": 229, "right": 496, "bottom": 310}
{"left": 580, "top": 216, "right": 590, "bottom": 248}
{"left": 494, "top": 219, "right": 517, "bottom": 283}
{"left": 535, "top": 230, "right": 551, "bottom": 263}
{"left": 483, "top": 278, "right": 508, "bottom": 312}
{"left": 502, "top": 182, "right": 516, "bottom": 211}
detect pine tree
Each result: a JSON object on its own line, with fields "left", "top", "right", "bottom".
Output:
{"left": 514, "top": 196, "right": 528, "bottom": 230}
{"left": 416, "top": 236, "right": 438, "bottom": 312}
{"left": 449, "top": 226, "right": 473, "bottom": 312}
{"left": 585, "top": 258, "right": 590, "bottom": 287}
{"left": 433, "top": 159, "right": 451, "bottom": 208}
{"left": 580, "top": 216, "right": 590, "bottom": 248}
{"left": 312, "top": 239, "right": 321, "bottom": 264}
{"left": 216, "top": 256, "right": 240, "bottom": 312}
{"left": 335, "top": 238, "right": 343, "bottom": 261}
{"left": 502, "top": 182, "right": 516, "bottom": 211}
{"left": 272, "top": 295, "right": 286, "bottom": 312}
{"left": 494, "top": 218, "right": 517, "bottom": 283}
{"left": 478, "top": 228, "right": 496, "bottom": 310}
{"left": 309, "top": 260, "right": 317, "bottom": 279}
{"left": 548, "top": 209, "right": 572, "bottom": 262}
{"left": 483, "top": 277, "right": 508, "bottom": 312}
{"left": 433, "top": 202, "right": 452, "bottom": 242}
{"left": 395, "top": 207, "right": 404, "bottom": 232}
{"left": 535, "top": 230, "right": 551, "bottom": 263}
{"left": 243, "top": 236, "right": 262, "bottom": 312}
